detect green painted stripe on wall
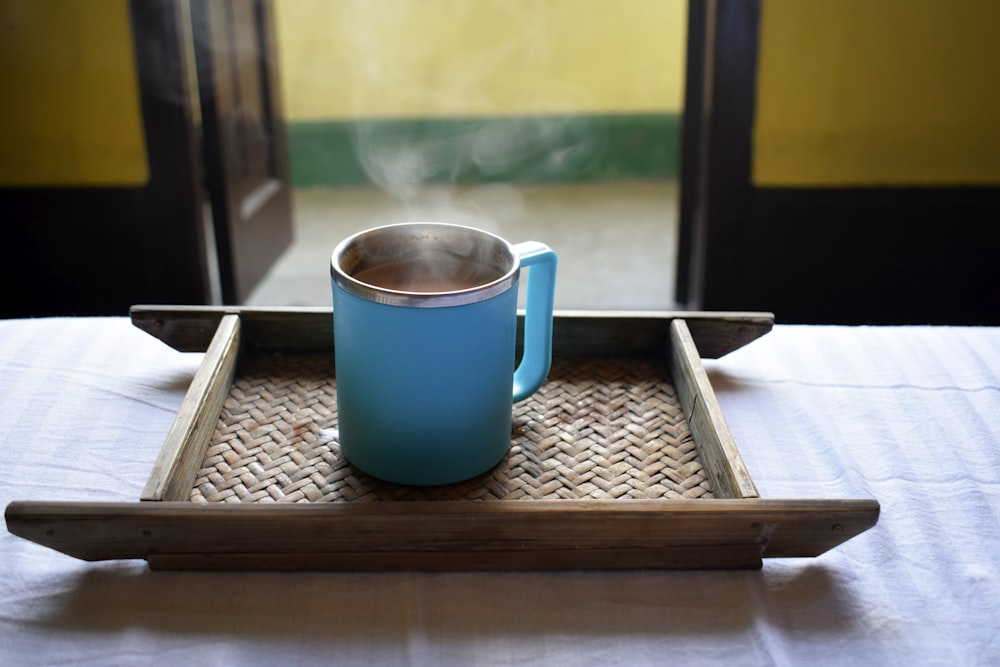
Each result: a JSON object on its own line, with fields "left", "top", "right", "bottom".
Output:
{"left": 286, "top": 114, "right": 680, "bottom": 187}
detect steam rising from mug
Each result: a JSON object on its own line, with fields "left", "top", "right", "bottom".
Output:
{"left": 337, "top": 0, "right": 608, "bottom": 199}
{"left": 351, "top": 115, "right": 607, "bottom": 194}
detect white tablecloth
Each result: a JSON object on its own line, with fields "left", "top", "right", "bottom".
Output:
{"left": 2, "top": 317, "right": 998, "bottom": 666}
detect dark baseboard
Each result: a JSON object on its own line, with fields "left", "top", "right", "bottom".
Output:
{"left": 703, "top": 186, "right": 1000, "bottom": 325}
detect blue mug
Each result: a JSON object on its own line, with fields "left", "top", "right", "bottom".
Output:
{"left": 330, "top": 222, "right": 558, "bottom": 485}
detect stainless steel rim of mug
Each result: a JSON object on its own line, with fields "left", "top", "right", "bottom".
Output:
{"left": 330, "top": 222, "right": 521, "bottom": 308}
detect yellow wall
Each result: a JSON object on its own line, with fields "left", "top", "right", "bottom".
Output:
{"left": 754, "top": 0, "right": 1000, "bottom": 186}
{"left": 273, "top": 0, "right": 687, "bottom": 121}
{"left": 0, "top": 0, "right": 148, "bottom": 186}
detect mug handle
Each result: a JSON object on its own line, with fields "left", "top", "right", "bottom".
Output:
{"left": 511, "top": 241, "right": 558, "bottom": 403}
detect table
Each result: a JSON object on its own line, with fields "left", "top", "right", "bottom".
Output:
{"left": 2, "top": 316, "right": 998, "bottom": 665}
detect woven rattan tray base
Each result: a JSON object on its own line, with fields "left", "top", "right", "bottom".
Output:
{"left": 192, "top": 355, "right": 712, "bottom": 504}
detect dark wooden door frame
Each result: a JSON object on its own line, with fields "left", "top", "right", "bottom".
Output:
{"left": 677, "top": 0, "right": 760, "bottom": 312}
{"left": 190, "top": 0, "right": 293, "bottom": 304}
{"left": 676, "top": 0, "right": 1000, "bottom": 325}
{"left": 129, "top": 0, "right": 216, "bottom": 304}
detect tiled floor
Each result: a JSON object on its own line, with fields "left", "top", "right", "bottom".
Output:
{"left": 244, "top": 181, "right": 682, "bottom": 311}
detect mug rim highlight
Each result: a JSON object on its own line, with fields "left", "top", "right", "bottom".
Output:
{"left": 331, "top": 222, "right": 521, "bottom": 308}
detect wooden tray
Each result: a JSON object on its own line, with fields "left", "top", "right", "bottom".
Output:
{"left": 5, "top": 306, "right": 879, "bottom": 570}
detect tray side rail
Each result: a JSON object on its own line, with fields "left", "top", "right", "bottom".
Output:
{"left": 5, "top": 498, "right": 880, "bottom": 571}
{"left": 670, "top": 319, "right": 759, "bottom": 499}
{"left": 129, "top": 306, "right": 773, "bottom": 359}
{"left": 141, "top": 314, "right": 242, "bottom": 501}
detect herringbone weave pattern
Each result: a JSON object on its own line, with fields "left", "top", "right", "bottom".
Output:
{"left": 190, "top": 354, "right": 712, "bottom": 503}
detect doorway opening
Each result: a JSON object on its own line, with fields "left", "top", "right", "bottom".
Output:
{"left": 243, "top": 0, "right": 687, "bottom": 311}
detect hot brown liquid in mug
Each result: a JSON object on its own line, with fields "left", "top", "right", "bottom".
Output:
{"left": 353, "top": 258, "right": 501, "bottom": 292}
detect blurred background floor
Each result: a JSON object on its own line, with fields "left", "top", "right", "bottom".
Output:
{"left": 244, "top": 181, "right": 681, "bottom": 311}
